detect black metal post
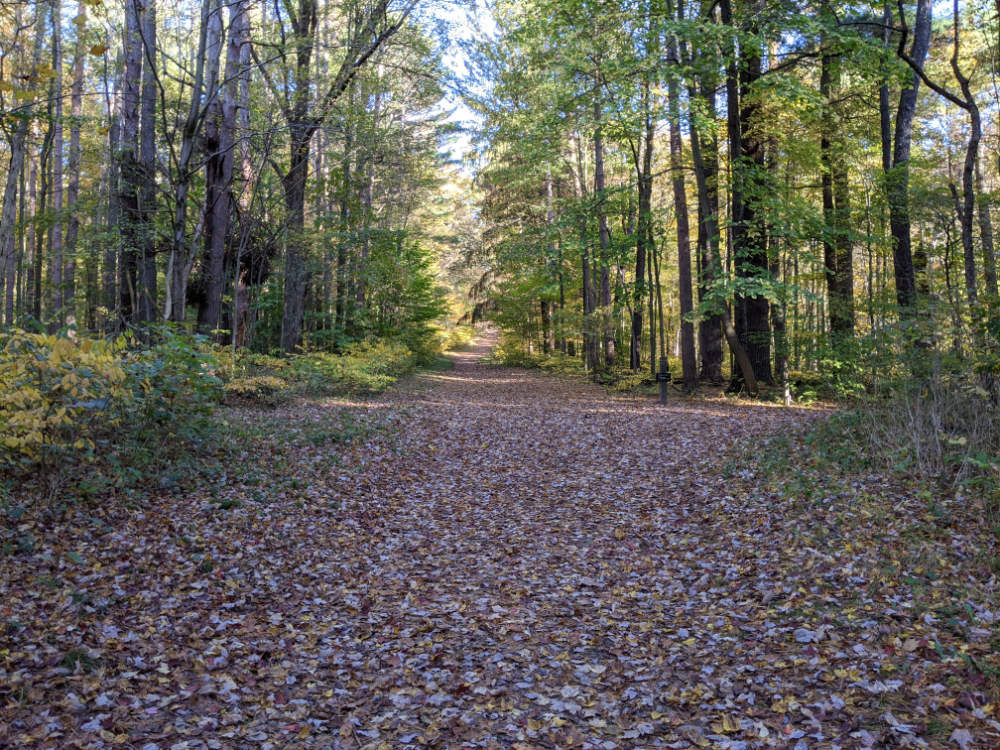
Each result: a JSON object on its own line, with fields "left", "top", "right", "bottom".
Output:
{"left": 657, "top": 355, "right": 670, "bottom": 404}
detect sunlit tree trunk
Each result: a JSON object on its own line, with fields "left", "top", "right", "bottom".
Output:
{"left": 593, "top": 94, "right": 614, "bottom": 370}
{"left": 667, "top": 30, "right": 696, "bottom": 389}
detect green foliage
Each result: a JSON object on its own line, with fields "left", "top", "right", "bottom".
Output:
{"left": 0, "top": 331, "right": 128, "bottom": 471}
{"left": 491, "top": 339, "right": 543, "bottom": 369}
{"left": 286, "top": 340, "right": 417, "bottom": 396}
{"left": 439, "top": 324, "right": 476, "bottom": 352}
{"left": 492, "top": 338, "right": 588, "bottom": 380}
{"left": 222, "top": 375, "right": 290, "bottom": 407}
{"left": 0, "top": 327, "right": 223, "bottom": 497}
{"left": 363, "top": 231, "right": 449, "bottom": 338}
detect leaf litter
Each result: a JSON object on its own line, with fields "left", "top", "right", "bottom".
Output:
{"left": 2, "top": 333, "right": 998, "bottom": 748}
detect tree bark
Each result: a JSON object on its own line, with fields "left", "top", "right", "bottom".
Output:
{"left": 667, "top": 41, "right": 697, "bottom": 390}
{"left": 118, "top": 0, "right": 144, "bottom": 326}
{"left": 197, "top": 0, "right": 230, "bottom": 333}
{"left": 820, "top": 42, "right": 854, "bottom": 345}
{"left": 50, "top": 0, "right": 65, "bottom": 325}
{"left": 574, "top": 134, "right": 598, "bottom": 370}
{"left": 104, "top": 48, "right": 123, "bottom": 326}
{"left": 888, "top": 0, "right": 932, "bottom": 309}
{"left": 63, "top": 1, "right": 86, "bottom": 326}
{"left": 722, "top": 0, "right": 772, "bottom": 385}
{"left": 230, "top": 0, "right": 253, "bottom": 346}
{"left": 0, "top": 125, "right": 27, "bottom": 325}
{"left": 271, "top": 0, "right": 404, "bottom": 353}
{"left": 2, "top": 9, "right": 43, "bottom": 324}
{"left": 976, "top": 161, "right": 998, "bottom": 300}
{"left": 631, "top": 80, "right": 653, "bottom": 372}
{"left": 688, "top": 72, "right": 724, "bottom": 382}
{"left": 138, "top": 0, "right": 158, "bottom": 324}
{"left": 593, "top": 94, "right": 614, "bottom": 370}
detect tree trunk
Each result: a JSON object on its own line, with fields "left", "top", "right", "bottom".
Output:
{"left": 281, "top": 130, "right": 314, "bottom": 352}
{"left": 722, "top": 0, "right": 772, "bottom": 385}
{"left": 0, "top": 127, "right": 27, "bottom": 325}
{"left": 50, "top": 0, "right": 65, "bottom": 325}
{"left": 593, "top": 95, "right": 614, "bottom": 370}
{"left": 976, "top": 161, "right": 998, "bottom": 300}
{"left": 949, "top": 0, "right": 980, "bottom": 310}
{"left": 118, "top": 0, "right": 144, "bottom": 326}
{"left": 2, "top": 9, "right": 42, "bottom": 324}
{"left": 689, "top": 77, "right": 724, "bottom": 382}
{"left": 104, "top": 47, "right": 123, "bottom": 326}
{"left": 574, "top": 134, "right": 598, "bottom": 370}
{"left": 631, "top": 80, "right": 653, "bottom": 372}
{"left": 683, "top": 7, "right": 723, "bottom": 383}
{"left": 821, "top": 44, "right": 854, "bottom": 346}
{"left": 231, "top": 0, "right": 253, "bottom": 346}
{"left": 335, "top": 85, "right": 353, "bottom": 335}
{"left": 63, "top": 1, "right": 86, "bottom": 326}
{"left": 545, "top": 171, "right": 559, "bottom": 355}
{"left": 273, "top": 0, "right": 402, "bottom": 353}
{"left": 138, "top": 0, "right": 157, "bottom": 324}
{"left": 667, "top": 44, "right": 696, "bottom": 390}
{"left": 197, "top": 0, "right": 229, "bottom": 333}
{"left": 888, "top": 0, "right": 932, "bottom": 309}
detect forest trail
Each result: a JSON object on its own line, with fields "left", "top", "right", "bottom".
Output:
{"left": 5, "top": 332, "right": 995, "bottom": 749}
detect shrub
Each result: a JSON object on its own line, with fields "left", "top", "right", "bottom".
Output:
{"left": 0, "top": 331, "right": 128, "bottom": 472}
{"left": 1, "top": 327, "right": 224, "bottom": 495}
{"left": 287, "top": 340, "right": 416, "bottom": 396}
{"left": 440, "top": 325, "right": 476, "bottom": 352}
{"left": 538, "top": 351, "right": 586, "bottom": 377}
{"left": 223, "top": 375, "right": 290, "bottom": 406}
{"left": 491, "top": 340, "right": 542, "bottom": 369}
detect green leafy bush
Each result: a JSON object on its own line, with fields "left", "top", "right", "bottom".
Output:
{"left": 439, "top": 325, "right": 477, "bottom": 352}
{"left": 287, "top": 340, "right": 416, "bottom": 396}
{"left": 1, "top": 327, "right": 223, "bottom": 495}
{"left": 0, "top": 331, "right": 129, "bottom": 472}
{"left": 223, "top": 375, "right": 289, "bottom": 407}
{"left": 491, "top": 338, "right": 542, "bottom": 369}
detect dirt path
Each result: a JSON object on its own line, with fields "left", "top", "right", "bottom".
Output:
{"left": 3, "top": 333, "right": 996, "bottom": 749}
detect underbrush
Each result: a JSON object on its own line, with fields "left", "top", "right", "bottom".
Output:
{"left": 1, "top": 324, "right": 476, "bottom": 505}
{"left": 0, "top": 328, "right": 221, "bottom": 503}
{"left": 491, "top": 339, "right": 669, "bottom": 392}
{"left": 740, "top": 368, "right": 1000, "bottom": 535}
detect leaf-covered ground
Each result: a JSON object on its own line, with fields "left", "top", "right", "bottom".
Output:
{"left": 2, "top": 333, "right": 998, "bottom": 749}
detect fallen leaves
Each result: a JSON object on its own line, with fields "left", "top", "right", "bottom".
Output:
{"left": 1, "top": 332, "right": 998, "bottom": 748}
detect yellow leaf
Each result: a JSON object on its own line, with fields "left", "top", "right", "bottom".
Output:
{"left": 711, "top": 714, "right": 741, "bottom": 734}
{"left": 89, "top": 44, "right": 107, "bottom": 56}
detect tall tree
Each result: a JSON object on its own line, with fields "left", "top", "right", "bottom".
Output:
{"left": 50, "top": 0, "right": 65, "bottom": 325}
{"left": 64, "top": 0, "right": 87, "bottom": 325}
{"left": 887, "top": 0, "right": 932, "bottom": 309}
{"left": 666, "top": 10, "right": 696, "bottom": 389}
{"left": 820, "top": 23, "right": 854, "bottom": 345}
